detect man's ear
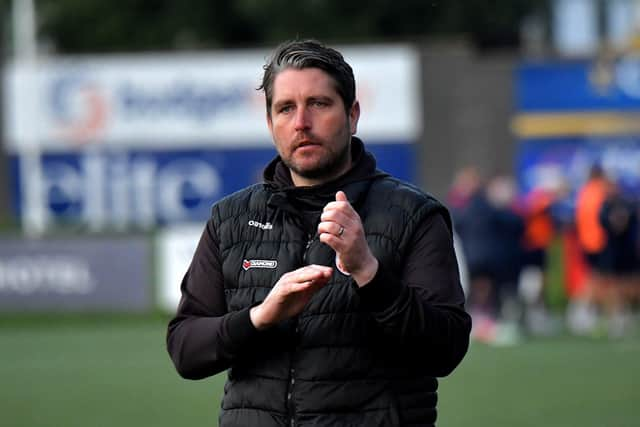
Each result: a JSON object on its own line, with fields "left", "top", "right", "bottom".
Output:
{"left": 349, "top": 101, "right": 360, "bottom": 135}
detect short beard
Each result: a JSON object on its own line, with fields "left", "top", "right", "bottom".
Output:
{"left": 285, "top": 140, "right": 351, "bottom": 183}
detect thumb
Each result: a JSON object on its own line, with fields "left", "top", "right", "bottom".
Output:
{"left": 336, "top": 190, "right": 348, "bottom": 202}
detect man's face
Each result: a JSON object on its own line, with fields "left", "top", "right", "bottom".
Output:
{"left": 267, "top": 68, "right": 359, "bottom": 186}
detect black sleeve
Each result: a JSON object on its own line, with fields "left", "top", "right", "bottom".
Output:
{"left": 355, "top": 210, "right": 472, "bottom": 377}
{"left": 166, "top": 219, "right": 261, "bottom": 380}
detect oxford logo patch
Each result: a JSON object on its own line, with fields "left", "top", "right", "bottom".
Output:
{"left": 242, "top": 259, "right": 277, "bottom": 271}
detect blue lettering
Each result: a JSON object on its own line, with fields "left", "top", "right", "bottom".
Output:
{"left": 118, "top": 82, "right": 250, "bottom": 121}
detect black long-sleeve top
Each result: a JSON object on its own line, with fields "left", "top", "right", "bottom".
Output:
{"left": 167, "top": 140, "right": 471, "bottom": 381}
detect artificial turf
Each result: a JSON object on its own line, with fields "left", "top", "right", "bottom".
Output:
{"left": 1, "top": 315, "right": 638, "bottom": 427}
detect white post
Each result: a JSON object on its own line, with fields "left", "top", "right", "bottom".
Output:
{"left": 635, "top": 0, "right": 640, "bottom": 35}
{"left": 606, "top": 0, "right": 636, "bottom": 50}
{"left": 12, "top": 0, "right": 47, "bottom": 236}
{"left": 552, "top": 0, "right": 599, "bottom": 56}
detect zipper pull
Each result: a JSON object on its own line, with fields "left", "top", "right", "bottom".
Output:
{"left": 303, "top": 234, "right": 314, "bottom": 264}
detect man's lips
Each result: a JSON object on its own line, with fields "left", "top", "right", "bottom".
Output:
{"left": 294, "top": 140, "right": 321, "bottom": 150}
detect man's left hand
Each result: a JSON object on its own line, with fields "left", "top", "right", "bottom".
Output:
{"left": 318, "top": 191, "right": 379, "bottom": 287}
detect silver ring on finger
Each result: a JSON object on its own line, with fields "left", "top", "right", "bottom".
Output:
{"left": 338, "top": 226, "right": 345, "bottom": 236}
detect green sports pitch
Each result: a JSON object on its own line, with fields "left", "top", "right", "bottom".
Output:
{"left": 1, "top": 314, "right": 638, "bottom": 427}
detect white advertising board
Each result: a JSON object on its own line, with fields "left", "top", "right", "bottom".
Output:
{"left": 156, "top": 224, "right": 203, "bottom": 312}
{"left": 4, "top": 45, "right": 420, "bottom": 151}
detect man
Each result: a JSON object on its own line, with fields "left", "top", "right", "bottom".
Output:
{"left": 568, "top": 164, "right": 612, "bottom": 335}
{"left": 167, "top": 39, "right": 471, "bottom": 426}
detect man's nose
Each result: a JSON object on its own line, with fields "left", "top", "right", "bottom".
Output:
{"left": 294, "top": 107, "right": 310, "bottom": 131}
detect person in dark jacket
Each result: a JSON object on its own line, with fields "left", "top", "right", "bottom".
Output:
{"left": 166, "top": 39, "right": 471, "bottom": 427}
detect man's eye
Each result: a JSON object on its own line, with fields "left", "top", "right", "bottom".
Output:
{"left": 279, "top": 105, "right": 293, "bottom": 113}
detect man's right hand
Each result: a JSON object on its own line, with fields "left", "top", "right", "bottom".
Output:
{"left": 250, "top": 264, "right": 333, "bottom": 330}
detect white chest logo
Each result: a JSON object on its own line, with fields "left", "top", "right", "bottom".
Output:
{"left": 248, "top": 220, "right": 273, "bottom": 230}
{"left": 242, "top": 259, "right": 278, "bottom": 271}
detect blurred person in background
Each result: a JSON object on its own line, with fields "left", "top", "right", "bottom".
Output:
{"left": 454, "top": 172, "right": 524, "bottom": 344}
{"left": 166, "top": 39, "right": 471, "bottom": 427}
{"left": 447, "top": 166, "right": 482, "bottom": 298}
{"left": 596, "top": 183, "right": 639, "bottom": 337}
{"left": 484, "top": 174, "right": 526, "bottom": 341}
{"left": 452, "top": 170, "right": 496, "bottom": 340}
{"left": 568, "top": 164, "right": 613, "bottom": 335}
{"left": 447, "top": 165, "right": 482, "bottom": 217}
{"left": 518, "top": 186, "right": 560, "bottom": 336}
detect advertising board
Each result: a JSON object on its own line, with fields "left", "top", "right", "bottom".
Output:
{"left": 156, "top": 224, "right": 202, "bottom": 312}
{"left": 512, "top": 54, "right": 640, "bottom": 198}
{"left": 3, "top": 45, "right": 421, "bottom": 229}
{"left": 4, "top": 45, "right": 420, "bottom": 149}
{"left": 8, "top": 143, "right": 413, "bottom": 227}
{"left": 0, "top": 236, "right": 151, "bottom": 311}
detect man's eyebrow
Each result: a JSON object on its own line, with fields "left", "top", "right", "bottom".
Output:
{"left": 272, "top": 94, "right": 335, "bottom": 110}
{"left": 308, "top": 95, "right": 334, "bottom": 102}
{"left": 272, "top": 99, "right": 294, "bottom": 109}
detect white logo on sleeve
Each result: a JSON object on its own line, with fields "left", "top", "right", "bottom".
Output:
{"left": 242, "top": 259, "right": 278, "bottom": 271}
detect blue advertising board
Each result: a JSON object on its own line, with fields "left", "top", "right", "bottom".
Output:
{"left": 516, "top": 135, "right": 640, "bottom": 196}
{"left": 9, "top": 143, "right": 415, "bottom": 227}
{"left": 516, "top": 58, "right": 640, "bottom": 112}
{"left": 513, "top": 55, "right": 640, "bottom": 201}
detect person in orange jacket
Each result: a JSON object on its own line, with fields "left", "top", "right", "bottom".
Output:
{"left": 569, "top": 164, "right": 614, "bottom": 335}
